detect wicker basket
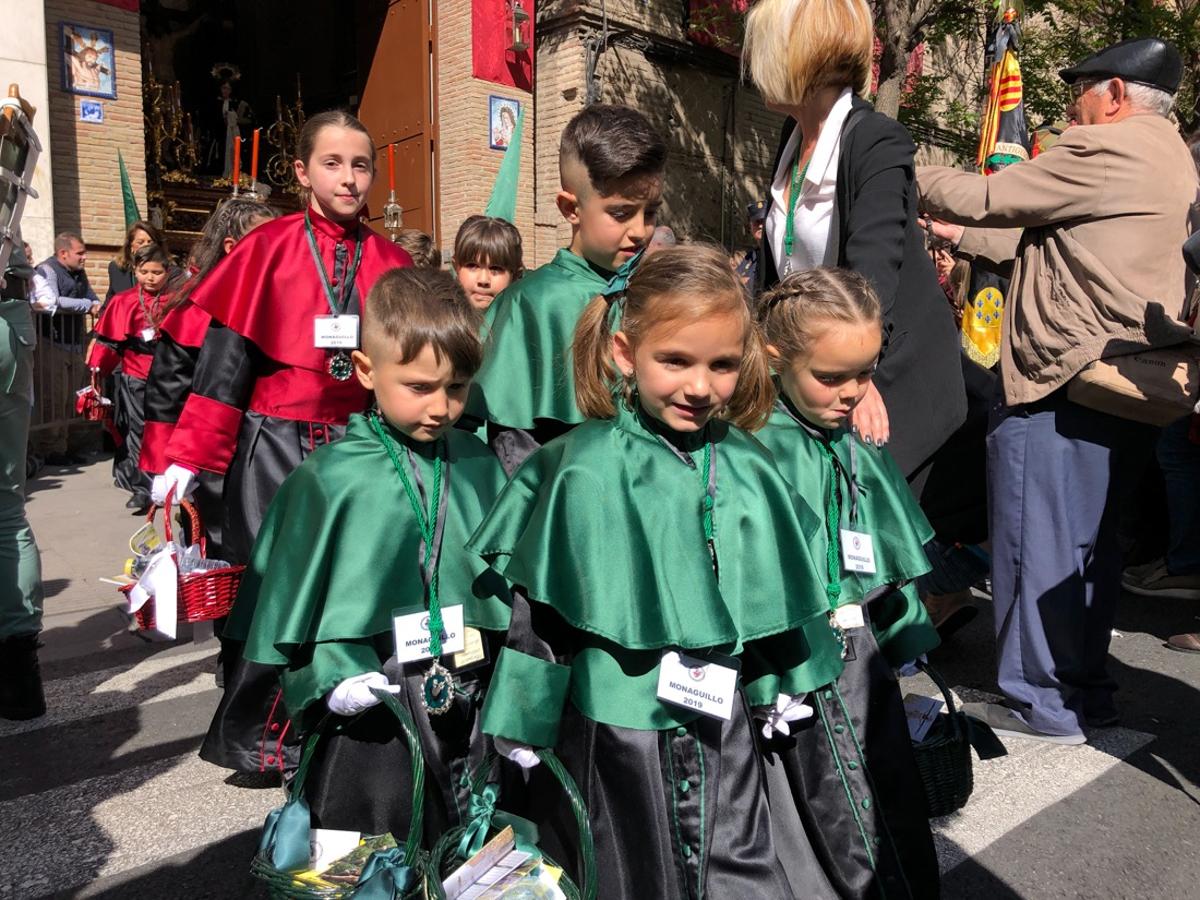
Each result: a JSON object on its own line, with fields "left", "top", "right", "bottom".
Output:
{"left": 251, "top": 689, "right": 430, "bottom": 899}
{"left": 119, "top": 492, "right": 243, "bottom": 630}
{"left": 75, "top": 371, "right": 111, "bottom": 423}
{"left": 912, "top": 661, "right": 975, "bottom": 818}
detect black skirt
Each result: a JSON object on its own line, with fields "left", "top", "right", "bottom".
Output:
{"left": 502, "top": 695, "right": 808, "bottom": 900}
{"left": 758, "top": 612, "right": 940, "bottom": 900}
{"left": 112, "top": 372, "right": 152, "bottom": 499}
{"left": 199, "top": 411, "right": 346, "bottom": 773}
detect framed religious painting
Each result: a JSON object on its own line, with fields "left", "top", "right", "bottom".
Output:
{"left": 61, "top": 23, "right": 117, "bottom": 99}
{"left": 489, "top": 96, "right": 520, "bottom": 151}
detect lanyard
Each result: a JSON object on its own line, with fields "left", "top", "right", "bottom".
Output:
{"left": 817, "top": 442, "right": 843, "bottom": 611}
{"left": 370, "top": 413, "right": 450, "bottom": 656}
{"left": 782, "top": 145, "right": 811, "bottom": 263}
{"left": 304, "top": 209, "right": 365, "bottom": 316}
{"left": 700, "top": 439, "right": 716, "bottom": 550}
{"left": 136, "top": 287, "right": 159, "bottom": 334}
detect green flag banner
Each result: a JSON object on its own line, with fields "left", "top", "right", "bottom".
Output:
{"left": 484, "top": 107, "right": 524, "bottom": 223}
{"left": 118, "top": 149, "right": 141, "bottom": 228}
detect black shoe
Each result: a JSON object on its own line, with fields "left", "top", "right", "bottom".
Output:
{"left": 126, "top": 494, "right": 151, "bottom": 514}
{"left": 0, "top": 634, "right": 47, "bottom": 721}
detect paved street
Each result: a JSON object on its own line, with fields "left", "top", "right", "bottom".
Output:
{"left": 2, "top": 456, "right": 1199, "bottom": 899}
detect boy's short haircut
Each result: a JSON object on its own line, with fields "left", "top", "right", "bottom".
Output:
{"left": 395, "top": 229, "right": 443, "bottom": 269}
{"left": 453, "top": 215, "right": 524, "bottom": 277}
{"left": 363, "top": 268, "right": 484, "bottom": 377}
{"left": 559, "top": 104, "right": 668, "bottom": 195}
{"left": 132, "top": 243, "right": 171, "bottom": 268}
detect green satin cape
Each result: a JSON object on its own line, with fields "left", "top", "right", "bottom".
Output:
{"left": 225, "top": 413, "right": 512, "bottom": 673}
{"left": 472, "top": 249, "right": 612, "bottom": 429}
{"left": 756, "top": 397, "right": 939, "bottom": 667}
{"left": 469, "top": 401, "right": 844, "bottom": 652}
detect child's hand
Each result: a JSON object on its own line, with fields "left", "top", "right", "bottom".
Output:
{"left": 494, "top": 736, "right": 541, "bottom": 769}
{"left": 326, "top": 672, "right": 400, "bottom": 716}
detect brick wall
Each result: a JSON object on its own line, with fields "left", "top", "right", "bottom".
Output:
{"left": 528, "top": 0, "right": 784, "bottom": 265}
{"left": 436, "top": 0, "right": 535, "bottom": 270}
{"left": 43, "top": 0, "right": 146, "bottom": 299}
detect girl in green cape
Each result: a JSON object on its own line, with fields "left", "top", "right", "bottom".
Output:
{"left": 470, "top": 245, "right": 844, "bottom": 899}
{"left": 755, "top": 267, "right": 941, "bottom": 899}
{"left": 224, "top": 269, "right": 511, "bottom": 846}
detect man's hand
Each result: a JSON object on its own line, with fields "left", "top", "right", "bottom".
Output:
{"left": 918, "top": 216, "right": 964, "bottom": 249}
{"left": 849, "top": 382, "right": 890, "bottom": 447}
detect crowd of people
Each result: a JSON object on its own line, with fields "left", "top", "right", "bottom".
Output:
{"left": 1, "top": 0, "right": 1198, "bottom": 894}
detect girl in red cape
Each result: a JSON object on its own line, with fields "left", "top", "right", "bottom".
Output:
{"left": 163, "top": 110, "right": 412, "bottom": 774}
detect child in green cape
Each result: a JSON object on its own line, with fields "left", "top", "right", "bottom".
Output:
{"left": 223, "top": 269, "right": 511, "bottom": 846}
{"left": 470, "top": 104, "right": 666, "bottom": 474}
{"left": 470, "top": 245, "right": 845, "bottom": 899}
{"left": 755, "top": 267, "right": 941, "bottom": 898}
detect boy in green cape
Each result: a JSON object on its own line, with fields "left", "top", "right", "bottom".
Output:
{"left": 471, "top": 104, "right": 666, "bottom": 474}
{"left": 223, "top": 269, "right": 511, "bottom": 846}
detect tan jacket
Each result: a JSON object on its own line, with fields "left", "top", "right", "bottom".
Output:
{"left": 918, "top": 114, "right": 1198, "bottom": 406}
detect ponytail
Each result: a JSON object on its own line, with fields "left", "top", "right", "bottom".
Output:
{"left": 572, "top": 294, "right": 620, "bottom": 419}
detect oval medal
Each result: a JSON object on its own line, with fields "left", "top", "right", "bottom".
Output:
{"left": 422, "top": 661, "right": 455, "bottom": 716}
{"left": 327, "top": 351, "right": 354, "bottom": 382}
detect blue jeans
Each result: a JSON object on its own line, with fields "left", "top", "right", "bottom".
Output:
{"left": 1157, "top": 416, "right": 1200, "bottom": 575}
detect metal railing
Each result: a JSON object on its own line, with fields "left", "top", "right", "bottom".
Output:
{"left": 29, "top": 308, "right": 90, "bottom": 432}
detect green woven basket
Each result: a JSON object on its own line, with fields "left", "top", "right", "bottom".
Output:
{"left": 250, "top": 688, "right": 431, "bottom": 899}
{"left": 423, "top": 751, "right": 598, "bottom": 900}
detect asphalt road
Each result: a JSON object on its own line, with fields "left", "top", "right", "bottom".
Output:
{"left": 2, "top": 457, "right": 1197, "bottom": 898}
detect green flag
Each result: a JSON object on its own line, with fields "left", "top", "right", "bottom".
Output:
{"left": 484, "top": 107, "right": 524, "bottom": 223}
{"left": 118, "top": 150, "right": 141, "bottom": 228}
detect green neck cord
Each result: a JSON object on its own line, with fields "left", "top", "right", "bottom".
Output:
{"left": 700, "top": 441, "right": 714, "bottom": 543}
{"left": 818, "top": 442, "right": 843, "bottom": 610}
{"left": 304, "top": 209, "right": 365, "bottom": 316}
{"left": 782, "top": 146, "right": 811, "bottom": 260}
{"left": 371, "top": 413, "right": 446, "bottom": 656}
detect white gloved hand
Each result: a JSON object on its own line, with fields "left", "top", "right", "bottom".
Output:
{"left": 326, "top": 672, "right": 401, "bottom": 716}
{"left": 761, "top": 692, "right": 814, "bottom": 739}
{"left": 494, "top": 736, "right": 541, "bottom": 769}
{"left": 156, "top": 463, "right": 198, "bottom": 505}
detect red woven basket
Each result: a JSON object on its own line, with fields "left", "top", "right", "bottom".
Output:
{"left": 119, "top": 492, "right": 244, "bottom": 631}
{"left": 76, "top": 372, "right": 111, "bottom": 423}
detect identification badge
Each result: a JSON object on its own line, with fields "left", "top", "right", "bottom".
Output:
{"left": 140, "top": 327, "right": 156, "bottom": 342}
{"left": 452, "top": 626, "right": 489, "bottom": 672}
{"left": 656, "top": 651, "right": 739, "bottom": 721}
{"left": 833, "top": 603, "right": 866, "bottom": 630}
{"left": 392, "top": 604, "right": 465, "bottom": 662}
{"left": 840, "top": 529, "right": 877, "bottom": 574}
{"left": 313, "top": 314, "right": 360, "bottom": 350}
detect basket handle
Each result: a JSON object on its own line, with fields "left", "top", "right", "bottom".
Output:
{"left": 536, "top": 749, "right": 597, "bottom": 900}
{"left": 148, "top": 486, "right": 207, "bottom": 558}
{"left": 90, "top": 369, "right": 102, "bottom": 396}
{"left": 369, "top": 686, "right": 429, "bottom": 866}
{"left": 915, "top": 659, "right": 964, "bottom": 743}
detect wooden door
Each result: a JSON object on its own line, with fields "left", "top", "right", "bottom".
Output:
{"left": 357, "top": 0, "right": 436, "bottom": 236}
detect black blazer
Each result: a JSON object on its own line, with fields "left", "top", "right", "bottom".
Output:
{"left": 760, "top": 96, "right": 966, "bottom": 476}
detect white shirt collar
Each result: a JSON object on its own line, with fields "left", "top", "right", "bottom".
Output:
{"left": 803, "top": 88, "right": 854, "bottom": 186}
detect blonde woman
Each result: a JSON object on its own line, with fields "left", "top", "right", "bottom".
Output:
{"left": 745, "top": 0, "right": 965, "bottom": 485}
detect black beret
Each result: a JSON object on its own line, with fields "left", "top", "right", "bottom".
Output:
{"left": 747, "top": 200, "right": 767, "bottom": 221}
{"left": 1059, "top": 37, "right": 1182, "bottom": 93}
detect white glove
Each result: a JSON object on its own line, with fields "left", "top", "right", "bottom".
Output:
{"left": 761, "top": 693, "right": 814, "bottom": 739}
{"left": 326, "top": 672, "right": 401, "bottom": 716}
{"left": 154, "top": 464, "right": 198, "bottom": 505}
{"left": 494, "top": 736, "right": 541, "bottom": 769}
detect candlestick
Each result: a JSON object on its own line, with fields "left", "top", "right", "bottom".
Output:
{"left": 388, "top": 143, "right": 396, "bottom": 194}
{"left": 232, "top": 136, "right": 241, "bottom": 195}
{"left": 250, "top": 128, "right": 260, "bottom": 186}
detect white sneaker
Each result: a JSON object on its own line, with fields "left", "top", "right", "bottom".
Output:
{"left": 962, "top": 702, "right": 1086, "bottom": 746}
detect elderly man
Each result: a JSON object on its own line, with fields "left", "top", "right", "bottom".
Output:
{"left": 919, "top": 38, "right": 1198, "bottom": 744}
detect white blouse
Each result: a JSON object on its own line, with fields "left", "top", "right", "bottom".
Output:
{"left": 766, "top": 87, "right": 854, "bottom": 277}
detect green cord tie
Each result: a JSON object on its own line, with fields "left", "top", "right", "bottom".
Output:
{"left": 370, "top": 413, "right": 446, "bottom": 657}
{"left": 819, "top": 442, "right": 848, "bottom": 657}
{"left": 304, "top": 208, "right": 365, "bottom": 316}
